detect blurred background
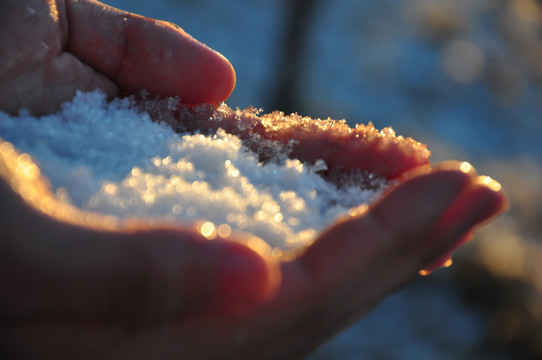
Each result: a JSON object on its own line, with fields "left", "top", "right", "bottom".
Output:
{"left": 103, "top": 0, "right": 542, "bottom": 358}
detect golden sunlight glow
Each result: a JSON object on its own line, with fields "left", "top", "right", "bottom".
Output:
{"left": 246, "top": 236, "right": 272, "bottom": 257}
{"left": 104, "top": 183, "right": 118, "bottom": 195}
{"left": 0, "top": 141, "right": 14, "bottom": 156}
{"left": 0, "top": 140, "right": 123, "bottom": 231}
{"left": 217, "top": 223, "right": 232, "bottom": 238}
{"left": 459, "top": 161, "right": 473, "bottom": 174}
{"left": 419, "top": 269, "right": 430, "bottom": 276}
{"left": 199, "top": 221, "right": 217, "bottom": 240}
{"left": 419, "top": 258, "right": 453, "bottom": 276}
{"left": 271, "top": 247, "right": 284, "bottom": 258}
{"left": 348, "top": 204, "right": 369, "bottom": 218}
{"left": 15, "top": 153, "right": 41, "bottom": 181}
{"left": 49, "top": 3, "right": 59, "bottom": 22}
{"left": 16, "top": 153, "right": 32, "bottom": 166}
{"left": 477, "top": 175, "right": 502, "bottom": 192}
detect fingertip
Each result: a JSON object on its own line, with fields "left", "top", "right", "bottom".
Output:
{"left": 419, "top": 174, "right": 508, "bottom": 274}
{"left": 67, "top": 1, "right": 235, "bottom": 105}
{"left": 159, "top": 21, "right": 236, "bottom": 104}
{"left": 203, "top": 49, "right": 236, "bottom": 104}
{"left": 117, "top": 19, "right": 236, "bottom": 105}
{"left": 464, "top": 177, "right": 509, "bottom": 228}
{"left": 184, "top": 38, "right": 236, "bottom": 104}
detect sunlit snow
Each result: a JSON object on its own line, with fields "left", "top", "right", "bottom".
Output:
{"left": 0, "top": 91, "right": 384, "bottom": 251}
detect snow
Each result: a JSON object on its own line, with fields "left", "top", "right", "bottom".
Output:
{"left": 0, "top": 91, "right": 383, "bottom": 251}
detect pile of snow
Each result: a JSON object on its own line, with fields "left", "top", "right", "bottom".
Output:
{"left": 0, "top": 91, "right": 384, "bottom": 251}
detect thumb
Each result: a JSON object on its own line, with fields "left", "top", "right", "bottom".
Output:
{"left": 64, "top": 0, "right": 236, "bottom": 104}
{"left": 50, "top": 225, "right": 278, "bottom": 323}
{"left": 0, "top": 175, "right": 275, "bottom": 324}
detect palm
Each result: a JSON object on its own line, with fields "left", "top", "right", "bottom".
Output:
{"left": 0, "top": 0, "right": 109, "bottom": 114}
{"left": 1, "top": 154, "right": 504, "bottom": 359}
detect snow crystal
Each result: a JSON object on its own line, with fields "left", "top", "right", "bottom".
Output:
{"left": 0, "top": 91, "right": 386, "bottom": 251}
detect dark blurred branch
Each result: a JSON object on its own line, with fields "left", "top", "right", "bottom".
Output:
{"left": 269, "top": 0, "right": 319, "bottom": 114}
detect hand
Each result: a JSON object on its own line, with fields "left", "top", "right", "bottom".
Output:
{"left": 0, "top": 156, "right": 505, "bottom": 359}
{"left": 0, "top": 0, "right": 235, "bottom": 115}
{"left": 0, "top": 0, "right": 507, "bottom": 359}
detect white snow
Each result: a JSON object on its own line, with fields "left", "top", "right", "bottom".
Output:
{"left": 0, "top": 91, "right": 384, "bottom": 251}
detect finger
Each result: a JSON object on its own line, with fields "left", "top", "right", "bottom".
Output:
{"left": 301, "top": 164, "right": 507, "bottom": 302}
{"left": 57, "top": 226, "right": 275, "bottom": 323}
{"left": 232, "top": 168, "right": 472, "bottom": 355}
{"left": 63, "top": 0, "right": 236, "bottom": 104}
{"left": 236, "top": 166, "right": 506, "bottom": 358}
{"left": 0, "top": 176, "right": 275, "bottom": 324}
{"left": 297, "top": 167, "right": 474, "bottom": 289}
{"left": 175, "top": 105, "right": 430, "bottom": 180}
{"left": 420, "top": 174, "right": 508, "bottom": 273}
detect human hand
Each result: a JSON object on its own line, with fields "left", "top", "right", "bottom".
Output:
{"left": 0, "top": 152, "right": 506, "bottom": 359}
{"left": 0, "top": 0, "right": 507, "bottom": 359}
{"left": 0, "top": 0, "right": 235, "bottom": 115}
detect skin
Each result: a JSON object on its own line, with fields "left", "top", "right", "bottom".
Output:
{"left": 0, "top": 0, "right": 507, "bottom": 359}
{"left": 0, "top": 0, "right": 235, "bottom": 114}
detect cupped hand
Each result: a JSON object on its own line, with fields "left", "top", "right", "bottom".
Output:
{"left": 0, "top": 1, "right": 507, "bottom": 359}
{"left": 0, "top": 0, "right": 235, "bottom": 115}
{"left": 0, "top": 156, "right": 506, "bottom": 359}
